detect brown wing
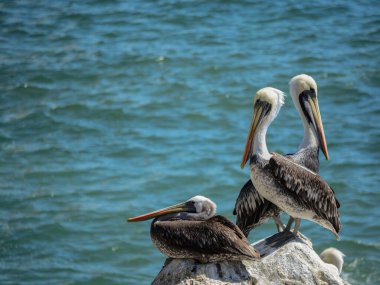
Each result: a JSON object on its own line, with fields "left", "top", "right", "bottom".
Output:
{"left": 269, "top": 153, "right": 341, "bottom": 233}
{"left": 330, "top": 186, "right": 340, "bottom": 208}
{"left": 233, "top": 148, "right": 317, "bottom": 237}
{"left": 151, "top": 216, "right": 259, "bottom": 259}
{"left": 233, "top": 179, "right": 280, "bottom": 237}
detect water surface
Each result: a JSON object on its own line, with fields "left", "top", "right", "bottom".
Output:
{"left": 1, "top": 1, "right": 379, "bottom": 284}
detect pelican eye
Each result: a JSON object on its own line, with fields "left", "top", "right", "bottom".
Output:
{"left": 186, "top": 200, "right": 197, "bottom": 212}
{"left": 299, "top": 88, "right": 316, "bottom": 125}
{"left": 254, "top": 100, "right": 272, "bottom": 117}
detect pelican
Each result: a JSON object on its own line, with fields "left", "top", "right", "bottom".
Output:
{"left": 320, "top": 247, "right": 345, "bottom": 274}
{"left": 234, "top": 75, "right": 332, "bottom": 237}
{"left": 128, "top": 195, "right": 260, "bottom": 263}
{"left": 240, "top": 87, "right": 341, "bottom": 239}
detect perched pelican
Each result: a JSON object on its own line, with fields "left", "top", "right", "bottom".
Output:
{"left": 320, "top": 247, "right": 345, "bottom": 274}
{"left": 234, "top": 75, "right": 333, "bottom": 237}
{"left": 128, "top": 195, "right": 260, "bottom": 263}
{"left": 240, "top": 87, "right": 341, "bottom": 239}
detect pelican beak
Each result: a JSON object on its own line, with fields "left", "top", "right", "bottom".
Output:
{"left": 307, "top": 96, "right": 329, "bottom": 160}
{"left": 127, "top": 201, "right": 192, "bottom": 222}
{"left": 241, "top": 103, "right": 267, "bottom": 168}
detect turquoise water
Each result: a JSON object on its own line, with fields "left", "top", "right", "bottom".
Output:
{"left": 1, "top": 1, "right": 379, "bottom": 284}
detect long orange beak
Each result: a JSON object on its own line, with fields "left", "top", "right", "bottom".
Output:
{"left": 127, "top": 202, "right": 188, "bottom": 222}
{"left": 241, "top": 106, "right": 263, "bottom": 168}
{"left": 308, "top": 96, "right": 329, "bottom": 160}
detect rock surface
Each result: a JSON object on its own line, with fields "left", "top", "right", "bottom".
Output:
{"left": 152, "top": 232, "right": 349, "bottom": 285}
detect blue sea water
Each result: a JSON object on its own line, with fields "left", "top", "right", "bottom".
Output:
{"left": 0, "top": 1, "right": 379, "bottom": 284}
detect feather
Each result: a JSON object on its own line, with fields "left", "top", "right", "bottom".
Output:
{"left": 269, "top": 153, "right": 341, "bottom": 234}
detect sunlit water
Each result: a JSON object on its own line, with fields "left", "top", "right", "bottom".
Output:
{"left": 1, "top": 1, "right": 379, "bottom": 284}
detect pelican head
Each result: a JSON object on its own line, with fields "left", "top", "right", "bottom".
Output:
{"left": 241, "top": 87, "right": 285, "bottom": 168}
{"left": 187, "top": 195, "right": 217, "bottom": 219}
{"left": 289, "top": 74, "right": 329, "bottom": 160}
{"left": 320, "top": 247, "right": 345, "bottom": 274}
{"left": 127, "top": 195, "right": 217, "bottom": 222}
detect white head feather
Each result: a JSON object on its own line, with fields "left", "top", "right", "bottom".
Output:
{"left": 289, "top": 74, "right": 317, "bottom": 99}
{"left": 187, "top": 195, "right": 217, "bottom": 219}
{"left": 320, "top": 247, "right": 345, "bottom": 274}
{"left": 255, "top": 87, "right": 285, "bottom": 111}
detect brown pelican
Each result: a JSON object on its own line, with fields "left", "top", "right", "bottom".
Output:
{"left": 240, "top": 87, "right": 341, "bottom": 239}
{"left": 320, "top": 247, "right": 345, "bottom": 274}
{"left": 128, "top": 195, "right": 260, "bottom": 263}
{"left": 234, "top": 75, "right": 332, "bottom": 237}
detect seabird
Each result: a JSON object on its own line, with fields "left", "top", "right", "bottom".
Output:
{"left": 320, "top": 247, "right": 345, "bottom": 274}
{"left": 240, "top": 87, "right": 341, "bottom": 239}
{"left": 128, "top": 195, "right": 260, "bottom": 263}
{"left": 234, "top": 75, "right": 332, "bottom": 237}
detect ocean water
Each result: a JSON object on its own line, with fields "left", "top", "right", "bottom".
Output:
{"left": 0, "top": 1, "right": 379, "bottom": 284}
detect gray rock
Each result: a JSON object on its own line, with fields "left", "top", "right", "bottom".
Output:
{"left": 152, "top": 232, "right": 349, "bottom": 285}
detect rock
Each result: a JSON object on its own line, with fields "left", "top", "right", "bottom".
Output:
{"left": 152, "top": 232, "right": 349, "bottom": 285}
